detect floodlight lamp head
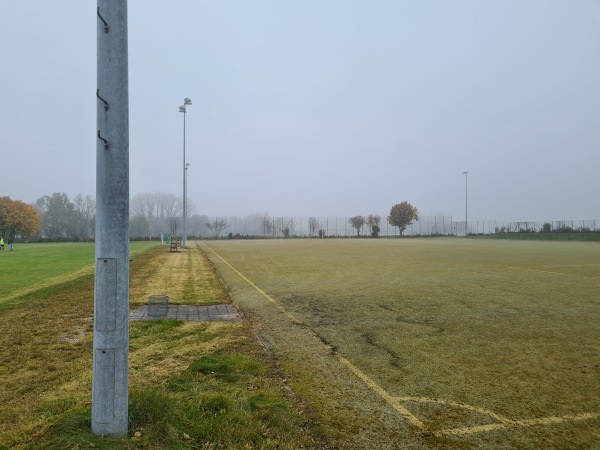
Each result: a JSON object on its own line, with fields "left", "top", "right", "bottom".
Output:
{"left": 186, "top": 163, "right": 190, "bottom": 169}
{"left": 179, "top": 106, "right": 186, "bottom": 113}
{"left": 184, "top": 98, "right": 192, "bottom": 105}
{"left": 463, "top": 171, "right": 468, "bottom": 175}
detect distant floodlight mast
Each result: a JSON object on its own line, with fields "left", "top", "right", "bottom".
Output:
{"left": 179, "top": 98, "right": 192, "bottom": 247}
{"left": 185, "top": 162, "right": 190, "bottom": 240}
{"left": 463, "top": 171, "right": 468, "bottom": 236}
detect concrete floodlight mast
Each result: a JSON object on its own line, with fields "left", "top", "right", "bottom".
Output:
{"left": 180, "top": 98, "right": 191, "bottom": 247}
{"left": 92, "top": 0, "right": 129, "bottom": 436}
{"left": 463, "top": 171, "right": 468, "bottom": 236}
{"left": 185, "top": 162, "right": 190, "bottom": 239}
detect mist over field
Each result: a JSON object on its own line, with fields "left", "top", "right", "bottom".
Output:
{"left": 2, "top": 1, "right": 599, "bottom": 221}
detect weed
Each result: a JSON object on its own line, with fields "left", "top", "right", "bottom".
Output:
{"left": 189, "top": 354, "right": 265, "bottom": 383}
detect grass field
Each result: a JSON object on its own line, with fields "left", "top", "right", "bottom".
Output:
{"left": 2, "top": 238, "right": 599, "bottom": 448}
{"left": 202, "top": 238, "right": 600, "bottom": 449}
{"left": 0, "top": 242, "right": 157, "bottom": 308}
{"left": 0, "top": 242, "right": 320, "bottom": 449}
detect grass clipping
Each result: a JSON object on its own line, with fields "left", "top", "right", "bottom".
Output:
{"left": 0, "top": 243, "right": 320, "bottom": 449}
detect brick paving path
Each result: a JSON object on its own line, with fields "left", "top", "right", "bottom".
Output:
{"left": 129, "top": 304, "right": 242, "bottom": 322}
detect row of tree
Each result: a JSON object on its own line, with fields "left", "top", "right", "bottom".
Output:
{"left": 1, "top": 191, "right": 419, "bottom": 241}
{"left": 34, "top": 193, "right": 96, "bottom": 239}
{"left": 2, "top": 192, "right": 210, "bottom": 240}
{"left": 349, "top": 202, "right": 419, "bottom": 237}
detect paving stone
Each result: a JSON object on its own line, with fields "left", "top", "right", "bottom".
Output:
{"left": 130, "top": 304, "right": 242, "bottom": 322}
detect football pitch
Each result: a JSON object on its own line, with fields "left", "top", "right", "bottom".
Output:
{"left": 201, "top": 238, "right": 600, "bottom": 449}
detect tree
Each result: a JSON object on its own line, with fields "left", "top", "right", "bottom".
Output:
{"left": 130, "top": 192, "right": 181, "bottom": 236}
{"left": 35, "top": 192, "right": 76, "bottom": 239}
{"left": 261, "top": 216, "right": 274, "bottom": 237}
{"left": 371, "top": 225, "right": 380, "bottom": 238}
{"left": 72, "top": 193, "right": 96, "bottom": 239}
{"left": 279, "top": 217, "right": 295, "bottom": 238}
{"left": 387, "top": 202, "right": 419, "bottom": 236}
{"left": 308, "top": 217, "right": 320, "bottom": 237}
{"left": 130, "top": 215, "right": 151, "bottom": 238}
{"left": 367, "top": 214, "right": 381, "bottom": 236}
{"left": 349, "top": 216, "right": 365, "bottom": 236}
{"left": 0, "top": 196, "right": 40, "bottom": 240}
{"left": 206, "top": 218, "right": 228, "bottom": 238}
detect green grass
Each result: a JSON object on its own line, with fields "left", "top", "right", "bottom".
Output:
{"left": 0, "top": 241, "right": 158, "bottom": 302}
{"left": 35, "top": 329, "right": 317, "bottom": 450}
{"left": 203, "top": 238, "right": 600, "bottom": 449}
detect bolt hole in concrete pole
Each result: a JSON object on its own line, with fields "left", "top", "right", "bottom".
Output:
{"left": 92, "top": 0, "right": 129, "bottom": 437}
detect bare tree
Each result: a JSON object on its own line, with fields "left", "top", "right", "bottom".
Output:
{"left": 186, "top": 198, "right": 197, "bottom": 216}
{"left": 131, "top": 192, "right": 181, "bottom": 220}
{"left": 156, "top": 192, "right": 179, "bottom": 219}
{"left": 73, "top": 193, "right": 96, "bottom": 239}
{"left": 279, "top": 217, "right": 296, "bottom": 237}
{"left": 206, "top": 217, "right": 228, "bottom": 238}
{"left": 261, "top": 216, "right": 273, "bottom": 237}
{"left": 244, "top": 212, "right": 269, "bottom": 236}
{"left": 308, "top": 217, "right": 320, "bottom": 237}
{"left": 279, "top": 217, "right": 296, "bottom": 238}
{"left": 130, "top": 193, "right": 151, "bottom": 218}
{"left": 131, "top": 192, "right": 182, "bottom": 236}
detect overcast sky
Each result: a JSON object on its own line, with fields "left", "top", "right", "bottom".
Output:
{"left": 1, "top": 1, "right": 599, "bottom": 221}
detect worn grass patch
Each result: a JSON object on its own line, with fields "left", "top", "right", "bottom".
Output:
{"left": 129, "top": 245, "right": 229, "bottom": 308}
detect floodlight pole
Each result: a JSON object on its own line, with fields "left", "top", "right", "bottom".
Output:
{"left": 463, "top": 171, "right": 468, "bottom": 236}
{"left": 185, "top": 162, "right": 190, "bottom": 239}
{"left": 179, "top": 98, "right": 192, "bottom": 247}
{"left": 93, "top": 0, "right": 129, "bottom": 437}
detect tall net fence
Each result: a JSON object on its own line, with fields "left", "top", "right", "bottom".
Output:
{"left": 195, "top": 217, "right": 599, "bottom": 238}
{"left": 202, "top": 215, "right": 454, "bottom": 237}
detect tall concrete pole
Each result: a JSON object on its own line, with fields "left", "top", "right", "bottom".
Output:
{"left": 183, "top": 108, "right": 187, "bottom": 247}
{"left": 463, "top": 171, "right": 468, "bottom": 236}
{"left": 92, "top": 0, "right": 129, "bottom": 436}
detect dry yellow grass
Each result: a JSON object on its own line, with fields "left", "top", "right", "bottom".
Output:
{"left": 129, "top": 243, "right": 229, "bottom": 307}
{"left": 0, "top": 275, "right": 95, "bottom": 444}
{"left": 203, "top": 238, "right": 600, "bottom": 449}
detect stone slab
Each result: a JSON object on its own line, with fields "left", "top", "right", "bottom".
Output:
{"left": 129, "top": 304, "right": 242, "bottom": 322}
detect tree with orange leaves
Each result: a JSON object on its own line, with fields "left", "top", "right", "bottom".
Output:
{"left": 0, "top": 196, "right": 40, "bottom": 240}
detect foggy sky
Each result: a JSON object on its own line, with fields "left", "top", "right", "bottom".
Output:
{"left": 2, "top": 1, "right": 599, "bottom": 222}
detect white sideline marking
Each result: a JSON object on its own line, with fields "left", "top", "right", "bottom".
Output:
{"left": 202, "top": 242, "right": 600, "bottom": 436}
